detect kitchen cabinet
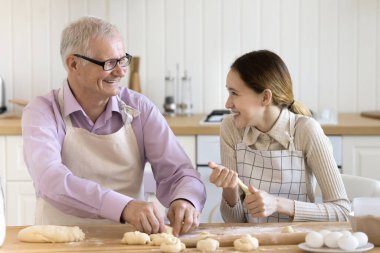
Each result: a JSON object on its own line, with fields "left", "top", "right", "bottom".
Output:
{"left": 1, "top": 136, "right": 35, "bottom": 226}
{"left": 342, "top": 136, "right": 380, "bottom": 180}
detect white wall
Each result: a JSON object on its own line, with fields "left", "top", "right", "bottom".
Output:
{"left": 0, "top": 0, "right": 379, "bottom": 114}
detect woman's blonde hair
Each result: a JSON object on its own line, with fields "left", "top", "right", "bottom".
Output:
{"left": 60, "top": 16, "right": 120, "bottom": 70}
{"left": 231, "top": 50, "right": 311, "bottom": 117}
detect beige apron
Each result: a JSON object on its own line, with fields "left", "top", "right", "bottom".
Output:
{"left": 35, "top": 88, "right": 143, "bottom": 225}
{"left": 236, "top": 111, "right": 309, "bottom": 223}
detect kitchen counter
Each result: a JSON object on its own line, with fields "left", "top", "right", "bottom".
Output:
{"left": 1, "top": 113, "right": 380, "bottom": 136}
{"left": 2, "top": 222, "right": 379, "bottom": 252}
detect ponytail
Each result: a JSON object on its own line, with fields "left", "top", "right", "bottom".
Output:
{"left": 288, "top": 100, "right": 311, "bottom": 117}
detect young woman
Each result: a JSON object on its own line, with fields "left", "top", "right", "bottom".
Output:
{"left": 208, "top": 50, "right": 350, "bottom": 223}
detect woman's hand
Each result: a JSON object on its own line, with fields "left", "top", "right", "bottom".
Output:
{"left": 208, "top": 161, "right": 239, "bottom": 190}
{"left": 244, "top": 185, "right": 278, "bottom": 218}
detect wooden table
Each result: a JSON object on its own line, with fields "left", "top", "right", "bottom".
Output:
{"left": 1, "top": 222, "right": 379, "bottom": 252}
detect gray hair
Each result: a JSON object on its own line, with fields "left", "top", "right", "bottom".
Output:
{"left": 60, "top": 16, "right": 120, "bottom": 70}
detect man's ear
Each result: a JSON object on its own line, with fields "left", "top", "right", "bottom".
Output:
{"left": 66, "top": 55, "right": 78, "bottom": 71}
{"left": 262, "top": 89, "right": 273, "bottom": 106}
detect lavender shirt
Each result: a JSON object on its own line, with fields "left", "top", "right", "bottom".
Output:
{"left": 22, "top": 81, "right": 206, "bottom": 222}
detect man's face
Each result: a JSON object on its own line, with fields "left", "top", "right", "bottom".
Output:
{"left": 73, "top": 34, "right": 127, "bottom": 100}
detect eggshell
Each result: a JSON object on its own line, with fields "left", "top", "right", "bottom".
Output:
{"left": 340, "top": 230, "right": 352, "bottom": 237}
{"left": 318, "top": 229, "right": 331, "bottom": 238}
{"left": 338, "top": 235, "right": 359, "bottom": 251}
{"left": 324, "top": 231, "right": 342, "bottom": 248}
{"left": 305, "top": 231, "right": 324, "bottom": 248}
{"left": 352, "top": 232, "right": 368, "bottom": 247}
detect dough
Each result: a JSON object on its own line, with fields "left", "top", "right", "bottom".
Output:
{"left": 233, "top": 234, "right": 259, "bottom": 251}
{"left": 197, "top": 231, "right": 216, "bottom": 240}
{"left": 338, "top": 235, "right": 359, "bottom": 251}
{"left": 281, "top": 225, "right": 294, "bottom": 233}
{"left": 17, "top": 225, "right": 85, "bottom": 243}
{"left": 352, "top": 232, "right": 368, "bottom": 247}
{"left": 150, "top": 233, "right": 176, "bottom": 246}
{"left": 305, "top": 231, "right": 324, "bottom": 248}
{"left": 165, "top": 225, "right": 174, "bottom": 235}
{"left": 160, "top": 237, "right": 185, "bottom": 253}
{"left": 324, "top": 231, "right": 342, "bottom": 248}
{"left": 121, "top": 231, "right": 150, "bottom": 245}
{"left": 196, "top": 238, "right": 219, "bottom": 252}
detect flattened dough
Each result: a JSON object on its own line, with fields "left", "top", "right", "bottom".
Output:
{"left": 18, "top": 225, "right": 85, "bottom": 243}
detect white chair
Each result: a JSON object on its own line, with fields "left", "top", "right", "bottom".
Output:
{"left": 315, "top": 174, "right": 380, "bottom": 202}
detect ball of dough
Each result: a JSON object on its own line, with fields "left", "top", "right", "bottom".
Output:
{"left": 150, "top": 233, "right": 176, "bottom": 246}
{"left": 324, "top": 231, "right": 342, "bottom": 248}
{"left": 338, "top": 235, "right": 359, "bottom": 251}
{"left": 305, "top": 231, "right": 324, "bottom": 248}
{"left": 233, "top": 234, "right": 259, "bottom": 251}
{"left": 121, "top": 231, "right": 150, "bottom": 245}
{"left": 281, "top": 225, "right": 294, "bottom": 233}
{"left": 352, "top": 232, "right": 368, "bottom": 247}
{"left": 160, "top": 237, "right": 185, "bottom": 253}
{"left": 340, "top": 230, "right": 352, "bottom": 237}
{"left": 318, "top": 229, "right": 331, "bottom": 238}
{"left": 196, "top": 238, "right": 219, "bottom": 252}
{"left": 17, "top": 225, "right": 85, "bottom": 243}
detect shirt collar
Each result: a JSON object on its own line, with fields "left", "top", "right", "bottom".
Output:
{"left": 245, "top": 108, "right": 291, "bottom": 149}
{"left": 63, "top": 80, "right": 121, "bottom": 119}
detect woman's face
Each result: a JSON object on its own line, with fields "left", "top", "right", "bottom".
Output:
{"left": 225, "top": 69, "right": 265, "bottom": 129}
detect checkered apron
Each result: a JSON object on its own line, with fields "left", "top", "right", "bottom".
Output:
{"left": 236, "top": 112, "right": 309, "bottom": 223}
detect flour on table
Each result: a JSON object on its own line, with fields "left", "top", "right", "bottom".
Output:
{"left": 17, "top": 225, "right": 85, "bottom": 243}
{"left": 120, "top": 231, "right": 150, "bottom": 245}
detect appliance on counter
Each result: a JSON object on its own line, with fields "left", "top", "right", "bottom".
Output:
{"left": 201, "top": 109, "right": 230, "bottom": 124}
{"left": 0, "top": 76, "right": 6, "bottom": 114}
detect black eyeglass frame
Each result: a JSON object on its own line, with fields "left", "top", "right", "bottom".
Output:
{"left": 73, "top": 53, "right": 132, "bottom": 71}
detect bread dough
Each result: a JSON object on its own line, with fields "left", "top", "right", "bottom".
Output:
{"left": 197, "top": 231, "right": 217, "bottom": 240}
{"left": 165, "top": 225, "right": 173, "bottom": 235}
{"left": 17, "top": 225, "right": 85, "bottom": 243}
{"left": 196, "top": 238, "right": 219, "bottom": 252}
{"left": 324, "top": 231, "right": 342, "bottom": 248}
{"left": 121, "top": 231, "right": 150, "bottom": 245}
{"left": 160, "top": 237, "right": 185, "bottom": 253}
{"left": 233, "top": 234, "right": 259, "bottom": 251}
{"left": 150, "top": 233, "right": 176, "bottom": 246}
{"left": 337, "top": 235, "right": 359, "bottom": 251}
{"left": 281, "top": 225, "right": 294, "bottom": 233}
{"left": 305, "top": 231, "right": 324, "bottom": 248}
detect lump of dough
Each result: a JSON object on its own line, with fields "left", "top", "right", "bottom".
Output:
{"left": 196, "top": 238, "right": 219, "bottom": 252}
{"left": 150, "top": 233, "right": 176, "bottom": 246}
{"left": 18, "top": 225, "right": 85, "bottom": 243}
{"left": 160, "top": 237, "right": 185, "bottom": 253}
{"left": 121, "top": 231, "right": 150, "bottom": 245}
{"left": 281, "top": 225, "right": 294, "bottom": 233}
{"left": 337, "top": 235, "right": 359, "bottom": 251}
{"left": 324, "top": 231, "right": 342, "bottom": 248}
{"left": 234, "top": 234, "right": 259, "bottom": 251}
{"left": 305, "top": 231, "right": 324, "bottom": 248}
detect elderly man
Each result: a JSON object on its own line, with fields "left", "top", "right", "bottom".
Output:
{"left": 22, "top": 16, "right": 206, "bottom": 236}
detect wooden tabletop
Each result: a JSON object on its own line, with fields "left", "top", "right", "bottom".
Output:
{"left": 1, "top": 113, "right": 380, "bottom": 136}
{"left": 1, "top": 222, "right": 379, "bottom": 252}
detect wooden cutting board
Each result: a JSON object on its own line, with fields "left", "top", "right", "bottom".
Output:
{"left": 1, "top": 222, "right": 351, "bottom": 252}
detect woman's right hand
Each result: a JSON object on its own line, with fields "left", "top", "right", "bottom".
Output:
{"left": 208, "top": 161, "right": 239, "bottom": 190}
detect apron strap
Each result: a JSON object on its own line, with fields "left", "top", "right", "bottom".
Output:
{"left": 287, "top": 111, "right": 296, "bottom": 151}
{"left": 58, "top": 87, "right": 73, "bottom": 128}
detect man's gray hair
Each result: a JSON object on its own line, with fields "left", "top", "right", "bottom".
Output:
{"left": 60, "top": 16, "right": 120, "bottom": 70}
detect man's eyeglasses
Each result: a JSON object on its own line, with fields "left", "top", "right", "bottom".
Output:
{"left": 73, "top": 53, "right": 132, "bottom": 71}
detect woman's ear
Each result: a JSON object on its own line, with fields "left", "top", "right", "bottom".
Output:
{"left": 262, "top": 89, "right": 273, "bottom": 106}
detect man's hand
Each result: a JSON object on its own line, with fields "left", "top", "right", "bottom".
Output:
{"left": 167, "top": 199, "right": 199, "bottom": 237}
{"left": 121, "top": 200, "right": 165, "bottom": 234}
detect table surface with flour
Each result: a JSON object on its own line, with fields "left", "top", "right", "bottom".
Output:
{"left": 1, "top": 222, "right": 379, "bottom": 252}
